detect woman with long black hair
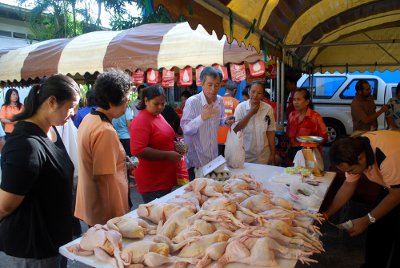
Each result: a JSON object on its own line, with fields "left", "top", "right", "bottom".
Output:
{"left": 0, "top": 75, "right": 80, "bottom": 267}
{"left": 0, "top": 88, "right": 24, "bottom": 138}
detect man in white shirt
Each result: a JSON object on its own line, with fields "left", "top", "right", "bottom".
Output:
{"left": 234, "top": 81, "right": 276, "bottom": 164}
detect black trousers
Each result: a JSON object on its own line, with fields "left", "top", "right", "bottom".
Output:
{"left": 363, "top": 187, "right": 400, "bottom": 268}
{"left": 218, "top": 144, "right": 225, "bottom": 157}
{"left": 141, "top": 189, "right": 172, "bottom": 204}
{"left": 188, "top": 167, "right": 195, "bottom": 181}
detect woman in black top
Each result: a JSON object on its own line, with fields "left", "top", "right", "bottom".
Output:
{"left": 0, "top": 75, "right": 80, "bottom": 267}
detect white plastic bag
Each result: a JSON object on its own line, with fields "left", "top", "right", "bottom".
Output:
{"left": 224, "top": 126, "right": 245, "bottom": 168}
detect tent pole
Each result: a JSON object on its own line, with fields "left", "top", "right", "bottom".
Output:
{"left": 276, "top": 58, "right": 281, "bottom": 131}
{"left": 284, "top": 39, "right": 400, "bottom": 48}
{"left": 280, "top": 50, "right": 285, "bottom": 131}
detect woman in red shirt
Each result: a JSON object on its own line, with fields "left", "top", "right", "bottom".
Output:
{"left": 286, "top": 88, "right": 328, "bottom": 160}
{"left": 130, "top": 85, "right": 181, "bottom": 203}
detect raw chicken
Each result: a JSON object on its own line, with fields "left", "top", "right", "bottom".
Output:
{"left": 120, "top": 240, "right": 169, "bottom": 265}
{"left": 107, "top": 217, "right": 156, "bottom": 239}
{"left": 157, "top": 207, "right": 195, "bottom": 239}
{"left": 137, "top": 203, "right": 181, "bottom": 224}
{"left": 177, "top": 231, "right": 231, "bottom": 258}
{"left": 172, "top": 219, "right": 216, "bottom": 243}
{"left": 185, "top": 178, "right": 224, "bottom": 200}
{"left": 67, "top": 225, "right": 124, "bottom": 268}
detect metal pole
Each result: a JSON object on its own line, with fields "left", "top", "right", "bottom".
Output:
{"left": 280, "top": 49, "right": 285, "bottom": 130}
{"left": 284, "top": 39, "right": 400, "bottom": 48}
{"left": 276, "top": 58, "right": 281, "bottom": 129}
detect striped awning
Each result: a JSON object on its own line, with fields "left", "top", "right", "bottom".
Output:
{"left": 0, "top": 22, "right": 264, "bottom": 82}
{"left": 154, "top": 0, "right": 400, "bottom": 72}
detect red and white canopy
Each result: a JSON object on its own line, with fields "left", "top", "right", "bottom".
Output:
{"left": 0, "top": 22, "right": 264, "bottom": 83}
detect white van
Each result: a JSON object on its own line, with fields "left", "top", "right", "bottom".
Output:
{"left": 297, "top": 74, "right": 397, "bottom": 144}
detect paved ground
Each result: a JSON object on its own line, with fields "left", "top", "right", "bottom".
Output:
{"left": 0, "top": 146, "right": 367, "bottom": 268}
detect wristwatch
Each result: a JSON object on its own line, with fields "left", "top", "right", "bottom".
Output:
{"left": 367, "top": 212, "right": 376, "bottom": 223}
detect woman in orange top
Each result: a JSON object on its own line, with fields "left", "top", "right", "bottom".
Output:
{"left": 0, "top": 88, "right": 24, "bottom": 137}
{"left": 286, "top": 88, "right": 328, "bottom": 160}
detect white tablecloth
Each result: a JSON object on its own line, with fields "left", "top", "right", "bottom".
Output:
{"left": 59, "top": 163, "right": 336, "bottom": 268}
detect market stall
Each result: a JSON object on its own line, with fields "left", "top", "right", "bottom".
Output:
{"left": 60, "top": 163, "right": 336, "bottom": 268}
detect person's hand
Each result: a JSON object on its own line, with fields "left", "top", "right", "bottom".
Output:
{"left": 380, "top": 104, "right": 389, "bottom": 113}
{"left": 347, "top": 216, "right": 369, "bottom": 237}
{"left": 249, "top": 103, "right": 260, "bottom": 116}
{"left": 225, "top": 116, "right": 235, "bottom": 126}
{"left": 201, "top": 103, "right": 219, "bottom": 121}
{"left": 267, "top": 154, "right": 276, "bottom": 165}
{"left": 166, "top": 151, "right": 182, "bottom": 163}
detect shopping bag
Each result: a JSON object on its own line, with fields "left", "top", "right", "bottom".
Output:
{"left": 224, "top": 126, "right": 245, "bottom": 168}
{"left": 176, "top": 154, "right": 189, "bottom": 185}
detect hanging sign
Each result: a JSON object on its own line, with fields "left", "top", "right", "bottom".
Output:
{"left": 196, "top": 66, "right": 205, "bottom": 86}
{"left": 146, "top": 68, "right": 159, "bottom": 85}
{"left": 249, "top": 60, "right": 265, "bottom": 77}
{"left": 267, "top": 64, "right": 277, "bottom": 79}
{"left": 212, "top": 64, "right": 228, "bottom": 81}
{"left": 162, "top": 68, "right": 175, "bottom": 87}
{"left": 230, "top": 63, "right": 246, "bottom": 82}
{"left": 179, "top": 66, "right": 193, "bottom": 86}
{"left": 132, "top": 69, "right": 144, "bottom": 84}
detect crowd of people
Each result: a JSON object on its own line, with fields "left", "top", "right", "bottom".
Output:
{"left": 0, "top": 68, "right": 399, "bottom": 267}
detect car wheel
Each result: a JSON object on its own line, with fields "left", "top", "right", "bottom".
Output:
{"left": 325, "top": 121, "right": 342, "bottom": 145}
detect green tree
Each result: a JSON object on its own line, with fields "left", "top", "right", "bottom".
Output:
{"left": 18, "top": 0, "right": 102, "bottom": 40}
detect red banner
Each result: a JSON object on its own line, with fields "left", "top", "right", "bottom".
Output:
{"left": 249, "top": 60, "right": 265, "bottom": 77}
{"left": 178, "top": 66, "right": 193, "bottom": 86}
{"left": 195, "top": 66, "right": 205, "bottom": 86}
{"left": 212, "top": 64, "right": 228, "bottom": 81}
{"left": 230, "top": 63, "right": 246, "bottom": 82}
{"left": 146, "top": 68, "right": 159, "bottom": 85}
{"left": 267, "top": 64, "right": 277, "bottom": 79}
{"left": 132, "top": 69, "right": 144, "bottom": 84}
{"left": 162, "top": 68, "right": 175, "bottom": 87}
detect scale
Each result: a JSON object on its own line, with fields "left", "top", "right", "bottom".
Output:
{"left": 296, "top": 136, "right": 324, "bottom": 177}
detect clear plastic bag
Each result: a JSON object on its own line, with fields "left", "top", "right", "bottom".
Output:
{"left": 224, "top": 126, "right": 245, "bottom": 168}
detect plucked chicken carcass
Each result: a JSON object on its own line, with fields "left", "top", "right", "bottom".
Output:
{"left": 218, "top": 235, "right": 317, "bottom": 267}
{"left": 172, "top": 219, "right": 216, "bottom": 244}
{"left": 106, "top": 217, "right": 156, "bottom": 239}
{"left": 185, "top": 178, "right": 224, "bottom": 200}
{"left": 137, "top": 203, "right": 181, "bottom": 224}
{"left": 156, "top": 207, "right": 195, "bottom": 239}
{"left": 67, "top": 224, "right": 124, "bottom": 268}
{"left": 120, "top": 240, "right": 168, "bottom": 265}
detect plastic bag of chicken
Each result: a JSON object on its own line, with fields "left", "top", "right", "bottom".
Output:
{"left": 224, "top": 126, "right": 245, "bottom": 168}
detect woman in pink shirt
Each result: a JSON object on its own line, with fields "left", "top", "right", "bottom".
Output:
{"left": 130, "top": 86, "right": 181, "bottom": 203}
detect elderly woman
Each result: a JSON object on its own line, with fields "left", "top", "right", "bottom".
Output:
{"left": 75, "top": 70, "right": 130, "bottom": 226}
{"left": 0, "top": 75, "right": 80, "bottom": 267}
{"left": 286, "top": 88, "right": 328, "bottom": 160}
{"left": 130, "top": 85, "right": 181, "bottom": 203}
{"left": 0, "top": 88, "right": 24, "bottom": 137}
{"left": 233, "top": 80, "right": 276, "bottom": 165}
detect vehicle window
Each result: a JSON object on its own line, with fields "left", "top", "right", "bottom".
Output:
{"left": 392, "top": 87, "right": 397, "bottom": 98}
{"left": 300, "top": 76, "right": 346, "bottom": 99}
{"left": 340, "top": 79, "right": 378, "bottom": 100}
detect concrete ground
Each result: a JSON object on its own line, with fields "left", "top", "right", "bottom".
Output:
{"left": 0, "top": 146, "right": 366, "bottom": 268}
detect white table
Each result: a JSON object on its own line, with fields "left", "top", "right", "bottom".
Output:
{"left": 60, "top": 163, "right": 336, "bottom": 268}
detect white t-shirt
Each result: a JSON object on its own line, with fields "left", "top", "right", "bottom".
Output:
{"left": 234, "top": 100, "right": 276, "bottom": 164}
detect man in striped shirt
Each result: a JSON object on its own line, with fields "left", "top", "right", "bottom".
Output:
{"left": 181, "top": 67, "right": 232, "bottom": 180}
